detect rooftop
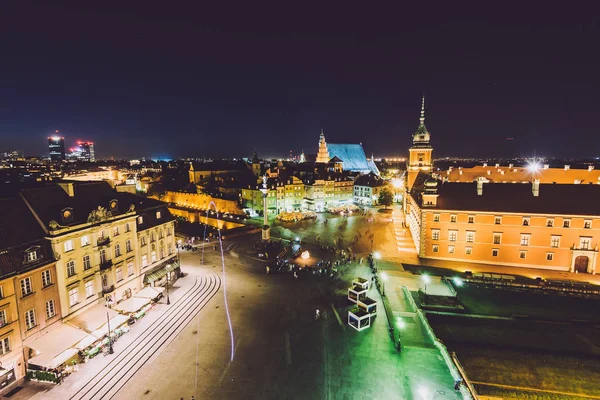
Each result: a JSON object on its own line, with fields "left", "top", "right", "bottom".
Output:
{"left": 327, "top": 144, "right": 379, "bottom": 175}
{"left": 21, "top": 181, "right": 170, "bottom": 231}
{"left": 423, "top": 181, "right": 600, "bottom": 216}
{"left": 444, "top": 165, "right": 600, "bottom": 184}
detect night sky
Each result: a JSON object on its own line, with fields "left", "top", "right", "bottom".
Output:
{"left": 1, "top": 2, "right": 599, "bottom": 159}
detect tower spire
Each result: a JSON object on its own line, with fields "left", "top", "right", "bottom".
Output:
{"left": 420, "top": 94, "right": 425, "bottom": 126}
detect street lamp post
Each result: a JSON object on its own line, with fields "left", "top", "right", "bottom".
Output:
{"left": 422, "top": 274, "right": 431, "bottom": 295}
{"left": 106, "top": 311, "right": 114, "bottom": 354}
{"left": 165, "top": 269, "right": 170, "bottom": 305}
{"left": 381, "top": 272, "right": 388, "bottom": 296}
{"left": 259, "top": 175, "right": 270, "bottom": 242}
{"left": 373, "top": 251, "right": 381, "bottom": 272}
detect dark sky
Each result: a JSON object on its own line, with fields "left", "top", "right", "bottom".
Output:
{"left": 1, "top": 2, "right": 599, "bottom": 159}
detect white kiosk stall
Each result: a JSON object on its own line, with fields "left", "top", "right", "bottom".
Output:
{"left": 348, "top": 308, "right": 371, "bottom": 331}
{"left": 348, "top": 285, "right": 368, "bottom": 303}
{"left": 352, "top": 277, "right": 370, "bottom": 290}
{"left": 357, "top": 296, "right": 378, "bottom": 316}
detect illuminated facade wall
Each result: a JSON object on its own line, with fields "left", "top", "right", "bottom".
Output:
{"left": 408, "top": 200, "right": 600, "bottom": 273}
{"left": 0, "top": 275, "right": 25, "bottom": 385}
{"left": 162, "top": 191, "right": 242, "bottom": 215}
{"left": 48, "top": 214, "right": 140, "bottom": 320}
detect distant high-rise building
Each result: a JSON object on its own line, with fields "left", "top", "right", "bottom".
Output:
{"left": 67, "top": 141, "right": 95, "bottom": 162}
{"left": 48, "top": 132, "right": 65, "bottom": 161}
{"left": 78, "top": 141, "right": 95, "bottom": 162}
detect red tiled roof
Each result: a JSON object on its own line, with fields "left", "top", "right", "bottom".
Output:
{"left": 443, "top": 166, "right": 600, "bottom": 184}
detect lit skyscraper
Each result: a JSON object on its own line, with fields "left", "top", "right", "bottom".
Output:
{"left": 48, "top": 132, "right": 65, "bottom": 161}
{"left": 67, "top": 141, "right": 95, "bottom": 162}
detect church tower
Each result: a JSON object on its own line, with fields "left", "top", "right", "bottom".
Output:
{"left": 407, "top": 95, "right": 433, "bottom": 190}
{"left": 316, "top": 129, "right": 330, "bottom": 163}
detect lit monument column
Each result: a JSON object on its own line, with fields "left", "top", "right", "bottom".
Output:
{"left": 260, "top": 175, "right": 270, "bottom": 241}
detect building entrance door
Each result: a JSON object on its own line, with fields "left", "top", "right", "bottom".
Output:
{"left": 574, "top": 256, "right": 589, "bottom": 273}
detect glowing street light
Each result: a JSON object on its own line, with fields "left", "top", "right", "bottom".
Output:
{"left": 396, "top": 317, "right": 406, "bottom": 330}
{"left": 421, "top": 274, "right": 431, "bottom": 294}
{"left": 381, "top": 272, "right": 388, "bottom": 296}
{"left": 391, "top": 178, "right": 403, "bottom": 189}
{"left": 373, "top": 251, "right": 381, "bottom": 260}
{"left": 526, "top": 159, "right": 542, "bottom": 174}
{"left": 452, "top": 277, "right": 463, "bottom": 287}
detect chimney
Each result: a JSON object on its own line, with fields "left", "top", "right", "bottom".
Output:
{"left": 564, "top": 165, "right": 570, "bottom": 171}
{"left": 58, "top": 182, "right": 75, "bottom": 197}
{"left": 589, "top": 165, "right": 595, "bottom": 172}
{"left": 495, "top": 163, "right": 500, "bottom": 168}
{"left": 477, "top": 179, "right": 484, "bottom": 195}
{"left": 483, "top": 162, "right": 487, "bottom": 167}
{"left": 509, "top": 163, "right": 514, "bottom": 168}
{"left": 532, "top": 179, "right": 540, "bottom": 196}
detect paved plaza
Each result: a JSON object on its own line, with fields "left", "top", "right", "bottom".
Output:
{"left": 17, "top": 209, "right": 468, "bottom": 400}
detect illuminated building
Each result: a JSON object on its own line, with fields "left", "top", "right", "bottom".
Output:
{"left": 315, "top": 130, "right": 379, "bottom": 175}
{"left": 20, "top": 182, "right": 175, "bottom": 321}
{"left": 48, "top": 133, "right": 65, "bottom": 162}
{"left": 67, "top": 141, "right": 95, "bottom": 162}
{"left": 0, "top": 198, "right": 62, "bottom": 392}
{"left": 353, "top": 173, "right": 387, "bottom": 206}
{"left": 406, "top": 178, "right": 600, "bottom": 274}
{"left": 316, "top": 130, "right": 330, "bottom": 163}
{"left": 407, "top": 96, "right": 433, "bottom": 190}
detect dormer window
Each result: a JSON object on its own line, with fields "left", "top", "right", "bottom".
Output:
{"left": 25, "top": 247, "right": 39, "bottom": 263}
{"left": 138, "top": 216, "right": 143, "bottom": 224}
{"left": 156, "top": 211, "right": 162, "bottom": 219}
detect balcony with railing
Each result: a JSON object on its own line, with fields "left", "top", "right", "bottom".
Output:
{"left": 102, "top": 285, "right": 115, "bottom": 295}
{"left": 99, "top": 259, "right": 113, "bottom": 271}
{"left": 97, "top": 237, "right": 111, "bottom": 247}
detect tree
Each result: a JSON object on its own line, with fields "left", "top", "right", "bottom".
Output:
{"left": 378, "top": 188, "right": 393, "bottom": 209}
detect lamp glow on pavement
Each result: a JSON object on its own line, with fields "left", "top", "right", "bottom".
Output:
{"left": 417, "top": 386, "right": 429, "bottom": 399}
{"left": 396, "top": 317, "right": 406, "bottom": 329}
{"left": 453, "top": 277, "right": 463, "bottom": 287}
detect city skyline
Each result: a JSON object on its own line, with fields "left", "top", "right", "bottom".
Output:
{"left": 1, "top": 3, "right": 599, "bottom": 159}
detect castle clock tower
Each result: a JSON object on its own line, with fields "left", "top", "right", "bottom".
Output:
{"left": 407, "top": 96, "right": 433, "bottom": 190}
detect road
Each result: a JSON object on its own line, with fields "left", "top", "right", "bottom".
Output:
{"left": 26, "top": 209, "right": 464, "bottom": 400}
{"left": 114, "top": 212, "right": 463, "bottom": 400}
{"left": 26, "top": 255, "right": 220, "bottom": 400}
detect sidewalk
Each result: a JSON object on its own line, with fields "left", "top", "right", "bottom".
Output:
{"left": 13, "top": 250, "right": 205, "bottom": 400}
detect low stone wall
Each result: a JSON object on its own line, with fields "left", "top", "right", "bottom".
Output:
{"left": 402, "top": 286, "right": 477, "bottom": 400}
